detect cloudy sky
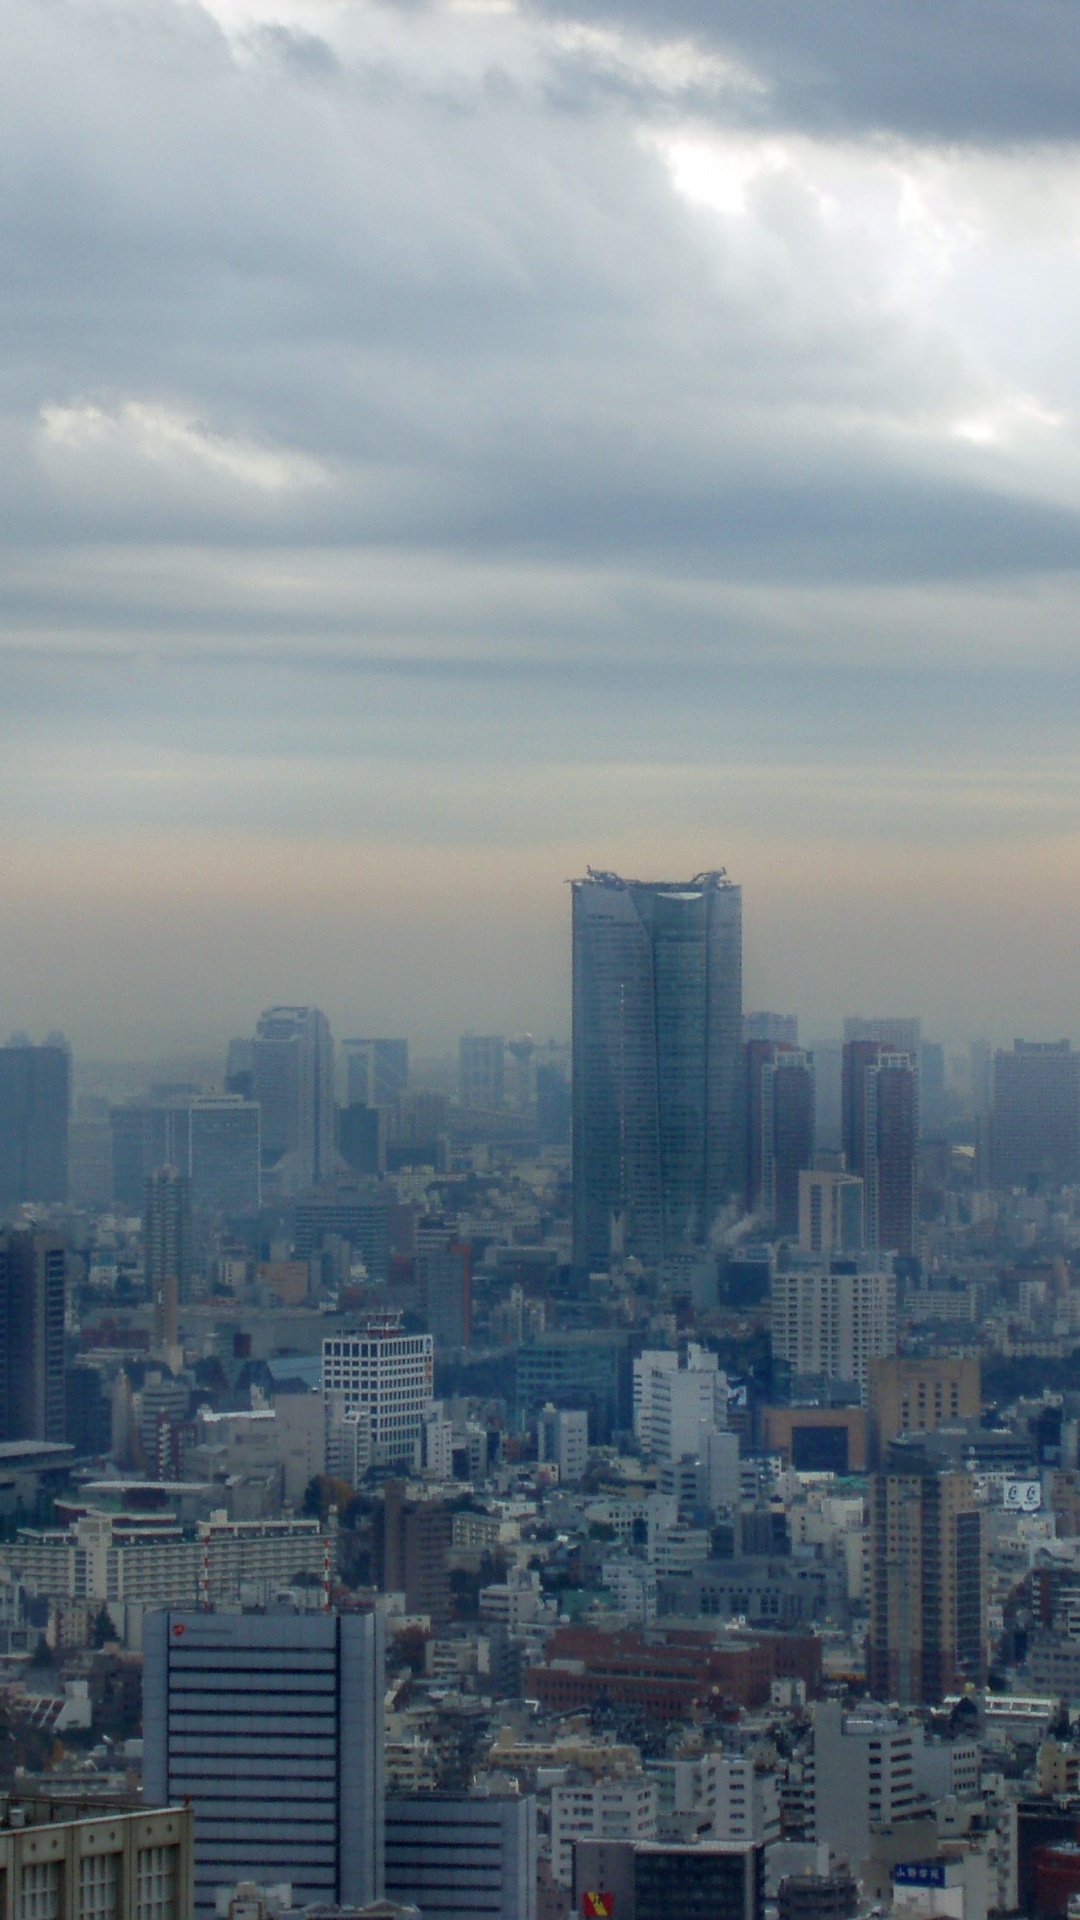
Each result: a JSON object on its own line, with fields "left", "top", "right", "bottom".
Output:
{"left": 4, "top": 0, "right": 1080, "bottom": 1057}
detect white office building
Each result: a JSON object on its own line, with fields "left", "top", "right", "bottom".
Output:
{"left": 322, "top": 1323, "right": 434, "bottom": 1469}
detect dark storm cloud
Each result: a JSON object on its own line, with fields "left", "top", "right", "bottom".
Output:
{"left": 525, "top": 0, "right": 1080, "bottom": 143}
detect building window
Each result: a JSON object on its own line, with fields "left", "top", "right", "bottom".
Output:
{"left": 135, "top": 1848, "right": 177, "bottom": 1920}
{"left": 79, "top": 1854, "right": 119, "bottom": 1920}
{"left": 19, "top": 1862, "right": 62, "bottom": 1920}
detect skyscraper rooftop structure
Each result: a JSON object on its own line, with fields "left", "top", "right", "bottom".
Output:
{"left": 253, "top": 1006, "right": 334, "bottom": 1193}
{"left": 572, "top": 868, "right": 742, "bottom": 1274}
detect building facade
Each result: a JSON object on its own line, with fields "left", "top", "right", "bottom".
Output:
{"left": 572, "top": 868, "right": 743, "bottom": 1273}
{"left": 770, "top": 1259, "right": 896, "bottom": 1393}
{"left": 385, "top": 1793, "right": 536, "bottom": 1920}
{"left": 253, "top": 1006, "right": 334, "bottom": 1192}
{"left": 0, "top": 1800, "right": 193, "bottom": 1920}
{"left": 143, "top": 1608, "right": 384, "bottom": 1918}
{"left": 0, "top": 1231, "right": 66, "bottom": 1444}
{"left": 0, "top": 1041, "right": 69, "bottom": 1206}
{"left": 868, "top": 1459, "right": 985, "bottom": 1704}
{"left": 991, "top": 1040, "right": 1080, "bottom": 1190}
{"left": 321, "top": 1325, "right": 434, "bottom": 1469}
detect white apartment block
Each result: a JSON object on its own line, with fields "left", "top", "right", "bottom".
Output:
{"left": 538, "top": 1406, "right": 589, "bottom": 1483}
{"left": 655, "top": 1753, "right": 781, "bottom": 1846}
{"left": 322, "top": 1325, "right": 434, "bottom": 1468}
{"left": 770, "top": 1262, "right": 896, "bottom": 1392}
{"left": 550, "top": 1776, "right": 658, "bottom": 1886}
{"left": 813, "top": 1702, "right": 916, "bottom": 1867}
{"left": 7, "top": 1509, "right": 328, "bottom": 1605}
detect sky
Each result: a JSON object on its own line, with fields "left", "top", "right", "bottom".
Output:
{"left": 4, "top": 0, "right": 1080, "bottom": 1057}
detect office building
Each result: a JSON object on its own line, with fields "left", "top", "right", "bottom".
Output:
{"left": 991, "top": 1040, "right": 1080, "bottom": 1189}
{"left": 798, "top": 1170, "right": 863, "bottom": 1255}
{"left": 253, "top": 1006, "right": 334, "bottom": 1191}
{"left": 0, "top": 1230, "right": 65, "bottom": 1443}
{"left": 842, "top": 1045, "right": 918, "bottom": 1255}
{"left": 342, "top": 1038, "right": 409, "bottom": 1109}
{"left": 515, "top": 1333, "right": 628, "bottom": 1444}
{"left": 868, "top": 1454, "right": 985, "bottom": 1703}
{"left": 867, "top": 1356, "right": 981, "bottom": 1460}
{"left": 296, "top": 1187, "right": 390, "bottom": 1280}
{"left": 111, "top": 1102, "right": 169, "bottom": 1211}
{"left": 144, "top": 1166, "right": 192, "bottom": 1343}
{"left": 144, "top": 1608, "right": 385, "bottom": 1918}
{"left": 0, "top": 1039, "right": 69, "bottom": 1207}
{"left": 551, "top": 1777, "right": 657, "bottom": 1886}
{"left": 537, "top": 1405, "right": 589, "bottom": 1483}
{"left": 322, "top": 1322, "right": 434, "bottom": 1469}
{"left": 385, "top": 1794, "right": 536, "bottom": 1920}
{"left": 572, "top": 868, "right": 742, "bottom": 1273}
{"left": 747, "top": 1043, "right": 815, "bottom": 1236}
{"left": 0, "top": 1800, "right": 193, "bottom": 1920}
{"left": 165, "top": 1096, "right": 260, "bottom": 1220}
{"left": 771, "top": 1258, "right": 896, "bottom": 1393}
{"left": 573, "top": 1841, "right": 763, "bottom": 1920}
{"left": 459, "top": 1035, "right": 506, "bottom": 1110}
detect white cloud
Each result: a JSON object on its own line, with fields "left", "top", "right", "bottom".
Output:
{"left": 38, "top": 399, "right": 326, "bottom": 495}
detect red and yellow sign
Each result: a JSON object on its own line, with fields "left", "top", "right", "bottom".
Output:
{"left": 582, "top": 1895, "right": 613, "bottom": 1918}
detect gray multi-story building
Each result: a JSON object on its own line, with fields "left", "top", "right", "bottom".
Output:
{"left": 385, "top": 1793, "right": 537, "bottom": 1920}
{"left": 144, "top": 1166, "right": 193, "bottom": 1323}
{"left": 341, "top": 1037, "right": 409, "bottom": 1109}
{"left": 165, "top": 1096, "right": 261, "bottom": 1221}
{"left": 990, "top": 1039, "right": 1080, "bottom": 1190}
{"left": 143, "top": 1608, "right": 384, "bottom": 1919}
{"left": 0, "top": 1230, "right": 66, "bottom": 1443}
{"left": 253, "top": 1006, "right": 334, "bottom": 1192}
{"left": 459, "top": 1036, "right": 506, "bottom": 1111}
{"left": 0, "top": 1040, "right": 69, "bottom": 1207}
{"left": 571, "top": 869, "right": 742, "bottom": 1273}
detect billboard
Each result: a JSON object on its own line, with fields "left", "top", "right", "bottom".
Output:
{"left": 895, "top": 1863, "right": 947, "bottom": 1888}
{"left": 582, "top": 1897, "right": 614, "bottom": 1918}
{"left": 1003, "top": 1480, "right": 1042, "bottom": 1512}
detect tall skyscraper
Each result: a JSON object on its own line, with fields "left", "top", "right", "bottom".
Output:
{"left": 868, "top": 1451, "right": 985, "bottom": 1703}
{"left": 990, "top": 1040, "right": 1080, "bottom": 1190}
{"left": 572, "top": 868, "right": 742, "bottom": 1272}
{"left": 842, "top": 1044, "right": 919, "bottom": 1256}
{"left": 144, "top": 1166, "right": 192, "bottom": 1345}
{"left": 844, "top": 1015, "right": 921, "bottom": 1055}
{"left": 165, "top": 1095, "right": 261, "bottom": 1220}
{"left": 0, "top": 1040, "right": 70, "bottom": 1207}
{"left": 744, "top": 1012, "right": 798, "bottom": 1045}
{"left": 143, "top": 1608, "right": 385, "bottom": 1918}
{"left": 746, "top": 1042, "right": 814, "bottom": 1235}
{"left": 253, "top": 1006, "right": 334, "bottom": 1191}
{"left": 459, "top": 1034, "right": 506, "bottom": 1110}
{"left": 798, "top": 1169, "right": 864, "bottom": 1254}
{"left": 0, "top": 1230, "right": 66, "bottom": 1442}
{"left": 110, "top": 1102, "right": 169, "bottom": 1211}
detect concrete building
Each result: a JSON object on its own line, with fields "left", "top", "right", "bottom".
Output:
{"left": 843, "top": 1043, "right": 919, "bottom": 1255}
{"left": 342, "top": 1038, "right": 409, "bottom": 1109}
{"left": 867, "top": 1356, "right": 981, "bottom": 1461}
{"left": 571, "top": 868, "right": 743, "bottom": 1273}
{"left": 812, "top": 1702, "right": 917, "bottom": 1871}
{"left": 0, "top": 1798, "right": 193, "bottom": 1920}
{"left": 144, "top": 1608, "right": 384, "bottom": 1918}
{"left": 322, "top": 1324, "right": 434, "bottom": 1469}
{"left": 770, "top": 1258, "right": 896, "bottom": 1393}
{"left": 798, "top": 1171, "right": 864, "bottom": 1256}
{"left": 385, "top": 1794, "right": 536, "bottom": 1920}
{"left": 377, "top": 1483, "right": 454, "bottom": 1621}
{"left": 551, "top": 1777, "right": 658, "bottom": 1886}
{"left": 537, "top": 1406, "right": 589, "bottom": 1483}
{"left": 758, "top": 1405, "right": 867, "bottom": 1475}
{"left": 869, "top": 1455, "right": 985, "bottom": 1703}
{"left": 0, "top": 1039, "right": 69, "bottom": 1206}
{"left": 991, "top": 1040, "right": 1080, "bottom": 1190}
{"left": 0, "top": 1230, "right": 66, "bottom": 1444}
{"left": 634, "top": 1346, "right": 725, "bottom": 1462}
{"left": 8, "top": 1508, "right": 328, "bottom": 1606}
